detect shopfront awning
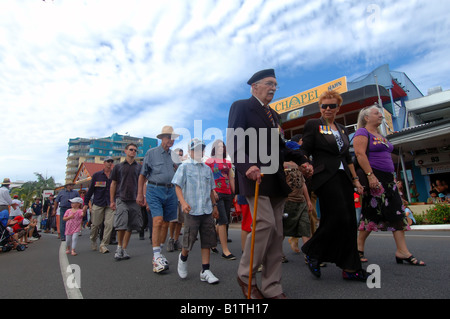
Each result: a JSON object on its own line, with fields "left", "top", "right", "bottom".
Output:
{"left": 387, "top": 118, "right": 450, "bottom": 154}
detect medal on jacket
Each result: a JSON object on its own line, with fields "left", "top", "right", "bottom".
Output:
{"left": 319, "top": 125, "right": 331, "bottom": 135}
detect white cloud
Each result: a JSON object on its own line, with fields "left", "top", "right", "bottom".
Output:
{"left": 1, "top": 0, "right": 449, "bottom": 184}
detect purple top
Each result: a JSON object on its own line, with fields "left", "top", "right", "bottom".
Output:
{"left": 354, "top": 128, "right": 394, "bottom": 173}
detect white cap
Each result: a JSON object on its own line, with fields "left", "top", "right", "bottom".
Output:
{"left": 69, "top": 197, "right": 84, "bottom": 204}
{"left": 189, "top": 138, "right": 206, "bottom": 150}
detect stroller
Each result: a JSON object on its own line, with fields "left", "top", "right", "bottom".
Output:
{"left": 0, "top": 219, "right": 26, "bottom": 252}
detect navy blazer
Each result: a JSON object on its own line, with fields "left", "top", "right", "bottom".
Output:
{"left": 301, "top": 117, "right": 353, "bottom": 192}
{"left": 227, "top": 96, "right": 308, "bottom": 197}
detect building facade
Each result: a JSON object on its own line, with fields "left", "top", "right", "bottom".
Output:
{"left": 278, "top": 64, "right": 450, "bottom": 204}
{"left": 65, "top": 133, "right": 157, "bottom": 184}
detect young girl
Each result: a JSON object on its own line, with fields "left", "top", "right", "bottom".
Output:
{"left": 63, "top": 197, "right": 85, "bottom": 256}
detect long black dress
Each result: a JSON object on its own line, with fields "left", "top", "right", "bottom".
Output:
{"left": 300, "top": 118, "right": 362, "bottom": 271}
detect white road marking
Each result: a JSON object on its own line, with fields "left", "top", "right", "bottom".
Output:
{"left": 59, "top": 242, "right": 83, "bottom": 299}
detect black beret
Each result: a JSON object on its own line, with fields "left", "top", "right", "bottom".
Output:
{"left": 247, "top": 69, "right": 276, "bottom": 85}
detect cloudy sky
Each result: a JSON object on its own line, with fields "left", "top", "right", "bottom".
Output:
{"left": 1, "top": 0, "right": 449, "bottom": 184}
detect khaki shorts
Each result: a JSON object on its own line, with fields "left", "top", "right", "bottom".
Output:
{"left": 182, "top": 213, "right": 216, "bottom": 251}
{"left": 282, "top": 200, "right": 311, "bottom": 238}
{"left": 114, "top": 198, "right": 142, "bottom": 231}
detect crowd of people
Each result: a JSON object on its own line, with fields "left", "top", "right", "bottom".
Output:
{"left": 2, "top": 68, "right": 438, "bottom": 299}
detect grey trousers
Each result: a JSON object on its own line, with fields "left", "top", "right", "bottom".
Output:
{"left": 237, "top": 196, "right": 286, "bottom": 298}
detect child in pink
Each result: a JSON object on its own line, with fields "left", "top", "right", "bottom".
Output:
{"left": 63, "top": 197, "right": 85, "bottom": 256}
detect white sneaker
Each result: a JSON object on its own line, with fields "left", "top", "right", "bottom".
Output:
{"left": 153, "top": 256, "right": 169, "bottom": 273}
{"left": 177, "top": 253, "right": 188, "bottom": 279}
{"left": 200, "top": 269, "right": 219, "bottom": 284}
{"left": 160, "top": 254, "right": 169, "bottom": 266}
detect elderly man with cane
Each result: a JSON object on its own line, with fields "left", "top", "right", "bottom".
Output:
{"left": 227, "top": 69, "right": 312, "bottom": 299}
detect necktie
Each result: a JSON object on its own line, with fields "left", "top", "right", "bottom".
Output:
{"left": 264, "top": 105, "right": 275, "bottom": 127}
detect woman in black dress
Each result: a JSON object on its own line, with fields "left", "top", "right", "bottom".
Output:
{"left": 301, "top": 90, "right": 367, "bottom": 281}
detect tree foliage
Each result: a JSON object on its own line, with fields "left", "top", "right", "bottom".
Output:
{"left": 10, "top": 173, "right": 56, "bottom": 210}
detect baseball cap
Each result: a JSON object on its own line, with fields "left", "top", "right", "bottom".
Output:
{"left": 189, "top": 138, "right": 206, "bottom": 150}
{"left": 69, "top": 197, "right": 84, "bottom": 204}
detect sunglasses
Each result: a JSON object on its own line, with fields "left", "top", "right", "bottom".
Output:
{"left": 321, "top": 104, "right": 338, "bottom": 109}
{"left": 106, "top": 160, "right": 114, "bottom": 163}
{"left": 128, "top": 148, "right": 137, "bottom": 152}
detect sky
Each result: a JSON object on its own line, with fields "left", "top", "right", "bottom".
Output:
{"left": 1, "top": 0, "right": 450, "bottom": 185}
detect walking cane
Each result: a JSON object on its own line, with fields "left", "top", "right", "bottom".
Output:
{"left": 248, "top": 174, "right": 262, "bottom": 299}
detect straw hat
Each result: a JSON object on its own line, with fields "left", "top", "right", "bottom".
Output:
{"left": 157, "top": 126, "right": 180, "bottom": 139}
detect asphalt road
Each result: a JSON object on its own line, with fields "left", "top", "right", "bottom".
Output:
{"left": 1, "top": 225, "right": 449, "bottom": 300}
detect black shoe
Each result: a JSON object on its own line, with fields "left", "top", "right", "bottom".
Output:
{"left": 222, "top": 253, "right": 236, "bottom": 260}
{"left": 306, "top": 255, "right": 321, "bottom": 278}
{"left": 342, "top": 269, "right": 369, "bottom": 282}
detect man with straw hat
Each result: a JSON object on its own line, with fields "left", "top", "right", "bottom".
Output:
{"left": 227, "top": 69, "right": 312, "bottom": 299}
{"left": 0, "top": 178, "right": 13, "bottom": 213}
{"left": 137, "top": 125, "right": 180, "bottom": 273}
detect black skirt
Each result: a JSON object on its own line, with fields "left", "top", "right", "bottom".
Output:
{"left": 301, "top": 170, "right": 362, "bottom": 270}
{"left": 358, "top": 169, "right": 409, "bottom": 232}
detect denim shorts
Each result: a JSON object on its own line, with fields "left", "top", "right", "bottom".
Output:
{"left": 146, "top": 184, "right": 178, "bottom": 221}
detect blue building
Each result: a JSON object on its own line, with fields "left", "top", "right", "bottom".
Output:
{"left": 65, "top": 133, "right": 157, "bottom": 183}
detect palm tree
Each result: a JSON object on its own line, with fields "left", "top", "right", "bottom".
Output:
{"left": 10, "top": 182, "right": 37, "bottom": 211}
{"left": 10, "top": 173, "right": 56, "bottom": 211}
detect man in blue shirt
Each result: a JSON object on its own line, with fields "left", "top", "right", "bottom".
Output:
{"left": 55, "top": 182, "right": 79, "bottom": 241}
{"left": 31, "top": 197, "right": 42, "bottom": 231}
{"left": 84, "top": 157, "right": 114, "bottom": 253}
{"left": 137, "top": 125, "right": 179, "bottom": 273}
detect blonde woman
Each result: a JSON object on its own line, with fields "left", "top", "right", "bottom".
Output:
{"left": 354, "top": 105, "right": 425, "bottom": 266}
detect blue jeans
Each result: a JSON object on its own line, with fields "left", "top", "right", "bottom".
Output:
{"left": 59, "top": 207, "right": 70, "bottom": 240}
{"left": 146, "top": 184, "right": 178, "bottom": 222}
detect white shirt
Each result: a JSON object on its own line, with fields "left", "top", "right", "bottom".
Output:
{"left": 10, "top": 206, "right": 22, "bottom": 218}
{"left": 0, "top": 186, "right": 12, "bottom": 206}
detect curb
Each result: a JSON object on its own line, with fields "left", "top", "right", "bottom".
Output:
{"left": 411, "top": 224, "right": 450, "bottom": 231}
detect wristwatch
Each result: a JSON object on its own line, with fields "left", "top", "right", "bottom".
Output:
{"left": 366, "top": 172, "right": 373, "bottom": 177}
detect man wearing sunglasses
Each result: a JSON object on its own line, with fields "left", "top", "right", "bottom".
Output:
{"left": 110, "top": 143, "right": 143, "bottom": 261}
{"left": 84, "top": 156, "right": 114, "bottom": 254}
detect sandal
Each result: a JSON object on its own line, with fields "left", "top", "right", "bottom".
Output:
{"left": 71, "top": 250, "right": 78, "bottom": 256}
{"left": 395, "top": 255, "right": 425, "bottom": 266}
{"left": 358, "top": 250, "right": 368, "bottom": 263}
